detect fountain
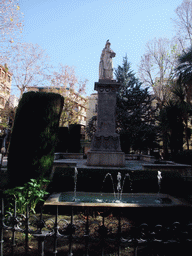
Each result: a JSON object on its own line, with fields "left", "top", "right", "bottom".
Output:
{"left": 45, "top": 168, "right": 184, "bottom": 207}
{"left": 45, "top": 41, "right": 191, "bottom": 220}
{"left": 42, "top": 41, "right": 192, "bottom": 256}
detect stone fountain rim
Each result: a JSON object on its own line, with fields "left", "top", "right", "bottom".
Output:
{"left": 44, "top": 192, "right": 189, "bottom": 208}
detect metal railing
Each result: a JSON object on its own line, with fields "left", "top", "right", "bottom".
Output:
{"left": 1, "top": 197, "right": 192, "bottom": 256}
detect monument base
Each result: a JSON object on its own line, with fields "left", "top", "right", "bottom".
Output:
{"left": 87, "top": 151, "right": 125, "bottom": 167}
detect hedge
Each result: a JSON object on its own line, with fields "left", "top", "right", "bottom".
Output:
{"left": 7, "top": 92, "right": 64, "bottom": 188}
{"left": 68, "top": 124, "right": 81, "bottom": 153}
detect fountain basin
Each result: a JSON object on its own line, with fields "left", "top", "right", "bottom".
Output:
{"left": 44, "top": 192, "right": 185, "bottom": 208}
{"left": 44, "top": 192, "right": 192, "bottom": 224}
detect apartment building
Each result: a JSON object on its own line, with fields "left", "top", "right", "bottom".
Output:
{"left": 86, "top": 93, "right": 98, "bottom": 125}
{"left": 0, "top": 64, "right": 12, "bottom": 109}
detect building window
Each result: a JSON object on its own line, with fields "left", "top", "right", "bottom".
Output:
{"left": 0, "top": 84, "right": 4, "bottom": 91}
{"left": 1, "top": 71, "right": 5, "bottom": 79}
{"left": 0, "top": 97, "right": 4, "bottom": 106}
{"left": 5, "top": 87, "right": 10, "bottom": 94}
{"left": 7, "top": 75, "right": 11, "bottom": 82}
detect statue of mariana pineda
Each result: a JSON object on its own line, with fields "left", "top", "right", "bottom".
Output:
{"left": 99, "top": 40, "right": 116, "bottom": 80}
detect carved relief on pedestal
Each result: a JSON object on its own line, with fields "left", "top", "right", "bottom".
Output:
{"left": 92, "top": 134, "right": 121, "bottom": 152}
{"left": 95, "top": 83, "right": 120, "bottom": 93}
{"left": 92, "top": 135, "right": 102, "bottom": 149}
{"left": 113, "top": 136, "right": 120, "bottom": 150}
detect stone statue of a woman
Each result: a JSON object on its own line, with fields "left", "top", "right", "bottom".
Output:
{"left": 99, "top": 40, "right": 116, "bottom": 80}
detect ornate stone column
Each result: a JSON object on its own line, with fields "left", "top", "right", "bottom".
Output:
{"left": 87, "top": 80, "right": 125, "bottom": 166}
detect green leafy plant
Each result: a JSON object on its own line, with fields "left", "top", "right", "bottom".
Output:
{"left": 4, "top": 178, "right": 50, "bottom": 214}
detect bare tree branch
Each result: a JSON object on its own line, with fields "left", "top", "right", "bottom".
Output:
{"left": 8, "top": 42, "right": 51, "bottom": 97}
{"left": 173, "top": 0, "right": 192, "bottom": 47}
{"left": 49, "top": 64, "right": 88, "bottom": 127}
{"left": 138, "top": 37, "right": 182, "bottom": 107}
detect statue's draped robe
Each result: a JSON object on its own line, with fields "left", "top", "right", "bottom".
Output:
{"left": 99, "top": 45, "right": 115, "bottom": 80}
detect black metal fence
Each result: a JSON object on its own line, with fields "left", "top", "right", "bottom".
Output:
{"left": 1, "top": 197, "right": 192, "bottom": 256}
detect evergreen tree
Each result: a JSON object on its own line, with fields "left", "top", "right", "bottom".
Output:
{"left": 175, "top": 45, "right": 192, "bottom": 103}
{"left": 115, "top": 55, "right": 157, "bottom": 153}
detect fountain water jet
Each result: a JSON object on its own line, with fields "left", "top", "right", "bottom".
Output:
{"left": 101, "top": 173, "right": 116, "bottom": 200}
{"left": 121, "top": 173, "right": 133, "bottom": 198}
{"left": 70, "top": 170, "right": 164, "bottom": 203}
{"left": 157, "top": 171, "right": 162, "bottom": 193}
{"left": 73, "top": 167, "right": 78, "bottom": 201}
{"left": 93, "top": 171, "right": 132, "bottom": 202}
{"left": 116, "top": 172, "right": 121, "bottom": 201}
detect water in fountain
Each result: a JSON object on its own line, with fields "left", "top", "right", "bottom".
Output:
{"left": 101, "top": 173, "right": 116, "bottom": 200}
{"left": 157, "top": 171, "right": 162, "bottom": 193}
{"left": 121, "top": 173, "right": 133, "bottom": 199}
{"left": 116, "top": 172, "right": 122, "bottom": 201}
{"left": 58, "top": 168, "right": 172, "bottom": 205}
{"left": 73, "top": 167, "right": 78, "bottom": 201}
{"left": 72, "top": 170, "right": 162, "bottom": 203}
{"left": 101, "top": 172, "right": 132, "bottom": 202}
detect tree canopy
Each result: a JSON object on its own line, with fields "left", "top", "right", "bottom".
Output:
{"left": 115, "top": 55, "right": 157, "bottom": 153}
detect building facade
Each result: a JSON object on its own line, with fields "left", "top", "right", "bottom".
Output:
{"left": 0, "top": 64, "right": 12, "bottom": 109}
{"left": 86, "top": 93, "right": 98, "bottom": 126}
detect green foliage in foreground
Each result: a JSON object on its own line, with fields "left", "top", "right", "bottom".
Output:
{"left": 4, "top": 178, "right": 49, "bottom": 214}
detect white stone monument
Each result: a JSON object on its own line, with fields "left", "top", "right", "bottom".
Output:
{"left": 87, "top": 40, "right": 125, "bottom": 167}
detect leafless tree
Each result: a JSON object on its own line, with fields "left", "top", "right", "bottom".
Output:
{"left": 173, "top": 0, "right": 192, "bottom": 48}
{"left": 9, "top": 42, "right": 51, "bottom": 98}
{"left": 50, "top": 64, "right": 88, "bottom": 127}
{"left": 139, "top": 37, "right": 182, "bottom": 108}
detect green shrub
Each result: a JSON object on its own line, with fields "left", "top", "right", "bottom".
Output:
{"left": 68, "top": 124, "right": 81, "bottom": 153}
{"left": 4, "top": 178, "right": 49, "bottom": 214}
{"left": 7, "top": 92, "right": 64, "bottom": 188}
{"left": 55, "top": 127, "right": 69, "bottom": 152}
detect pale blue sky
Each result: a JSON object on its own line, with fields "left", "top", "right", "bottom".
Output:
{"left": 18, "top": 0, "right": 182, "bottom": 96}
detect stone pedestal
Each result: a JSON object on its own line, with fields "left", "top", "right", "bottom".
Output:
{"left": 87, "top": 80, "right": 125, "bottom": 167}
{"left": 87, "top": 151, "right": 125, "bottom": 167}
